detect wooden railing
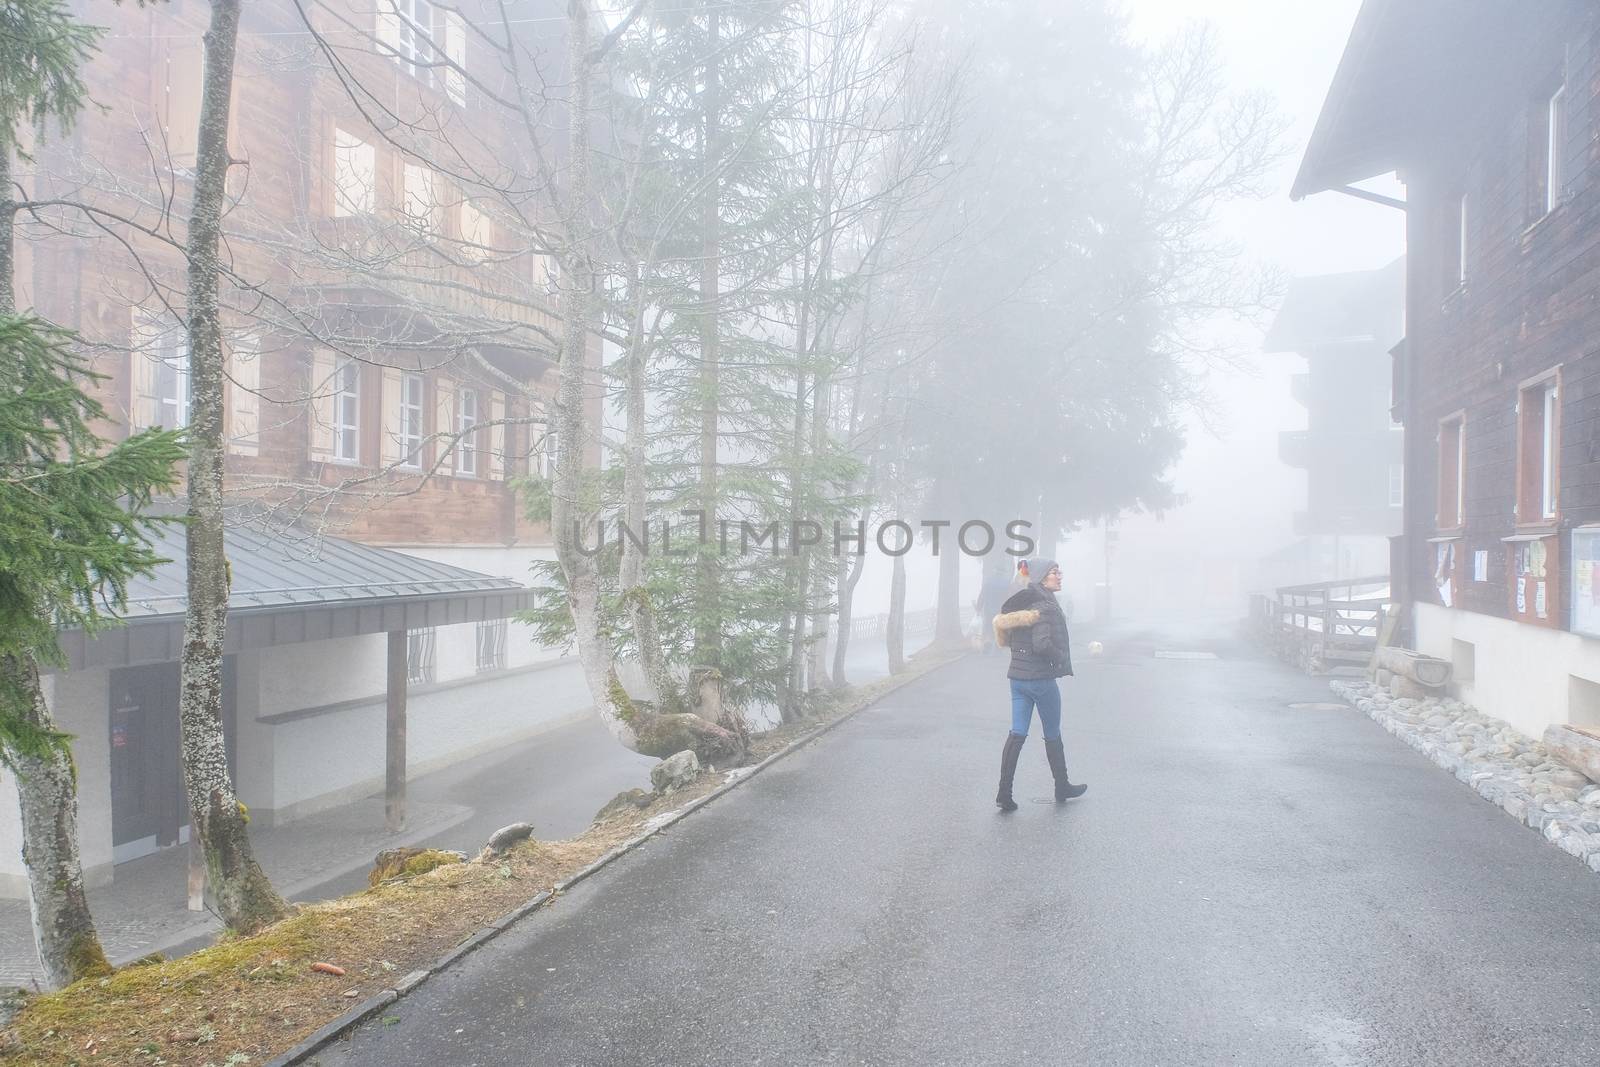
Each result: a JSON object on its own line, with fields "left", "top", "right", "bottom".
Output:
{"left": 1250, "top": 575, "right": 1391, "bottom": 675}
{"left": 848, "top": 606, "right": 936, "bottom": 640}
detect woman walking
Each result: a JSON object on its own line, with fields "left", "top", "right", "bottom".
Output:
{"left": 991, "top": 558, "right": 1087, "bottom": 812}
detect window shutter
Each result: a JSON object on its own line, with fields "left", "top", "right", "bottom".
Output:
{"left": 381, "top": 368, "right": 403, "bottom": 465}
{"left": 443, "top": 11, "right": 466, "bottom": 107}
{"left": 130, "top": 311, "right": 161, "bottom": 431}
{"left": 375, "top": 1, "right": 402, "bottom": 60}
{"left": 489, "top": 391, "right": 506, "bottom": 480}
{"left": 434, "top": 377, "right": 455, "bottom": 471}
{"left": 309, "top": 350, "right": 336, "bottom": 460}
{"left": 228, "top": 337, "right": 260, "bottom": 456}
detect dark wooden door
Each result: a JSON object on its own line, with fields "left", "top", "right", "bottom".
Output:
{"left": 108, "top": 658, "right": 239, "bottom": 863}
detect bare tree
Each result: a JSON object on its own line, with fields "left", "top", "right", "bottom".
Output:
{"left": 178, "top": 0, "right": 290, "bottom": 933}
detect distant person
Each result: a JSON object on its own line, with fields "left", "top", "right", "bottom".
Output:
{"left": 990, "top": 557, "right": 1086, "bottom": 811}
{"left": 975, "top": 560, "right": 1013, "bottom": 656}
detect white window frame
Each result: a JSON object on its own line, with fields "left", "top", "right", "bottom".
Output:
{"left": 1388, "top": 463, "right": 1404, "bottom": 509}
{"left": 333, "top": 358, "right": 361, "bottom": 463}
{"left": 155, "top": 335, "right": 191, "bottom": 430}
{"left": 332, "top": 128, "right": 376, "bottom": 217}
{"left": 457, "top": 386, "right": 479, "bottom": 476}
{"left": 1547, "top": 84, "right": 1567, "bottom": 215}
{"left": 1541, "top": 382, "right": 1558, "bottom": 519}
{"left": 395, "top": 0, "right": 435, "bottom": 84}
{"left": 1456, "top": 194, "right": 1469, "bottom": 286}
{"left": 398, "top": 371, "right": 425, "bottom": 468}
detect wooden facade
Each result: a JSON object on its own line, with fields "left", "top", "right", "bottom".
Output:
{"left": 17, "top": 0, "right": 595, "bottom": 549}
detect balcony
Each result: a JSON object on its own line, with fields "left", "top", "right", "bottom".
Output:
{"left": 1278, "top": 430, "right": 1312, "bottom": 470}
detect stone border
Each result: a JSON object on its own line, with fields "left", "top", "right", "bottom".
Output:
{"left": 265, "top": 649, "right": 965, "bottom": 1067}
{"left": 1330, "top": 679, "right": 1600, "bottom": 874}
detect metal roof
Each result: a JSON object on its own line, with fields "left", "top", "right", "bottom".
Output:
{"left": 120, "top": 521, "right": 521, "bottom": 620}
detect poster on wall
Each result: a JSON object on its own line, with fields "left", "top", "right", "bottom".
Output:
{"left": 1536, "top": 581, "right": 1548, "bottom": 620}
{"left": 1517, "top": 581, "right": 1527, "bottom": 615}
{"left": 1435, "top": 542, "right": 1455, "bottom": 608}
{"left": 1572, "top": 529, "right": 1600, "bottom": 638}
{"left": 1474, "top": 550, "right": 1489, "bottom": 583}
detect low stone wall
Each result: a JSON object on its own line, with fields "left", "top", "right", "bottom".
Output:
{"left": 1331, "top": 679, "right": 1600, "bottom": 874}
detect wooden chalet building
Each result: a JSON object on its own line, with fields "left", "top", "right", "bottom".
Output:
{"left": 1294, "top": 0, "right": 1600, "bottom": 738}
{"left": 0, "top": 0, "right": 602, "bottom": 896}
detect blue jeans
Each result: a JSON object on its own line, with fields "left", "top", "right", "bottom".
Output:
{"left": 1010, "top": 677, "right": 1062, "bottom": 741}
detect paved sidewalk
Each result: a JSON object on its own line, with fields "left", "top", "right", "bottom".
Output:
{"left": 1, "top": 634, "right": 911, "bottom": 987}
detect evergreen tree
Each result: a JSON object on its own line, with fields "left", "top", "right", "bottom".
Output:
{"left": 0, "top": 0, "right": 184, "bottom": 990}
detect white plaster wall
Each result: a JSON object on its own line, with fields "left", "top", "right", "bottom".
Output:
{"left": 257, "top": 634, "right": 387, "bottom": 715}
{"left": 0, "top": 671, "right": 115, "bottom": 898}
{"left": 0, "top": 769, "right": 22, "bottom": 895}
{"left": 393, "top": 544, "right": 564, "bottom": 669}
{"left": 267, "top": 661, "right": 591, "bottom": 820}
{"left": 230, "top": 650, "right": 275, "bottom": 814}
{"left": 50, "top": 670, "right": 114, "bottom": 884}
{"left": 1413, "top": 602, "right": 1600, "bottom": 738}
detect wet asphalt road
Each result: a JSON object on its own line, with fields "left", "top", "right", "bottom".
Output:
{"left": 320, "top": 625, "right": 1600, "bottom": 1066}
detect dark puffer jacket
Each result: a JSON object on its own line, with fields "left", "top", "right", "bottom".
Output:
{"left": 995, "top": 585, "right": 1073, "bottom": 680}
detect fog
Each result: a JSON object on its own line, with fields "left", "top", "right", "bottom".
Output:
{"left": 847, "top": 0, "right": 1407, "bottom": 630}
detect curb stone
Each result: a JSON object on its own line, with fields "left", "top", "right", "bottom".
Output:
{"left": 1330, "top": 678, "right": 1600, "bottom": 877}
{"left": 264, "top": 649, "right": 966, "bottom": 1066}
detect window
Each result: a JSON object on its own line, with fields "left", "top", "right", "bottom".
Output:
{"left": 1518, "top": 376, "right": 1560, "bottom": 522}
{"left": 459, "top": 200, "right": 491, "bottom": 262}
{"left": 1388, "top": 464, "right": 1404, "bottom": 509}
{"left": 406, "top": 627, "right": 436, "bottom": 686}
{"left": 1546, "top": 83, "right": 1566, "bottom": 214}
{"left": 131, "top": 310, "right": 189, "bottom": 430}
{"left": 1438, "top": 416, "right": 1464, "bottom": 529}
{"left": 403, "top": 163, "right": 439, "bottom": 235}
{"left": 333, "top": 358, "right": 361, "bottom": 463}
{"left": 397, "top": 372, "right": 425, "bottom": 467}
{"left": 391, "top": 0, "right": 434, "bottom": 82}
{"left": 155, "top": 348, "right": 191, "bottom": 430}
{"left": 475, "top": 618, "right": 507, "bottom": 673}
{"left": 333, "top": 128, "right": 376, "bottom": 216}
{"left": 442, "top": 11, "right": 466, "bottom": 106}
{"left": 457, "top": 386, "right": 479, "bottom": 476}
{"left": 228, "top": 334, "right": 260, "bottom": 455}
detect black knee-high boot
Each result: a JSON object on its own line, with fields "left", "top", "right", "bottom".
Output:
{"left": 996, "top": 732, "right": 1025, "bottom": 812}
{"left": 1044, "top": 738, "right": 1087, "bottom": 801}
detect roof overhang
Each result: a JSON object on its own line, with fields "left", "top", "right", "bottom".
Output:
{"left": 1292, "top": 0, "right": 1554, "bottom": 200}
{"left": 56, "top": 587, "right": 538, "bottom": 672}
{"left": 51, "top": 519, "right": 541, "bottom": 671}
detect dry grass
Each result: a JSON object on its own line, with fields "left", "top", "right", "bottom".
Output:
{"left": 0, "top": 646, "right": 957, "bottom": 1067}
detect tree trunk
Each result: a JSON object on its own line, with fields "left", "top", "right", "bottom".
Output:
{"left": 3, "top": 655, "right": 110, "bottom": 989}
{"left": 934, "top": 479, "right": 965, "bottom": 648}
{"left": 617, "top": 264, "right": 674, "bottom": 710}
{"left": 179, "top": 0, "right": 288, "bottom": 935}
{"left": 2, "top": 103, "right": 111, "bottom": 995}
{"left": 554, "top": 0, "right": 633, "bottom": 749}
{"left": 806, "top": 371, "right": 833, "bottom": 689}
{"left": 887, "top": 551, "right": 906, "bottom": 675}
{"left": 692, "top": 6, "right": 722, "bottom": 683}
{"left": 831, "top": 548, "right": 864, "bottom": 686}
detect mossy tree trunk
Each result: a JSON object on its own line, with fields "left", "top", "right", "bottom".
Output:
{"left": 3, "top": 654, "right": 110, "bottom": 989}
{"left": 178, "top": 0, "right": 288, "bottom": 934}
{"left": 1, "top": 132, "right": 110, "bottom": 991}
